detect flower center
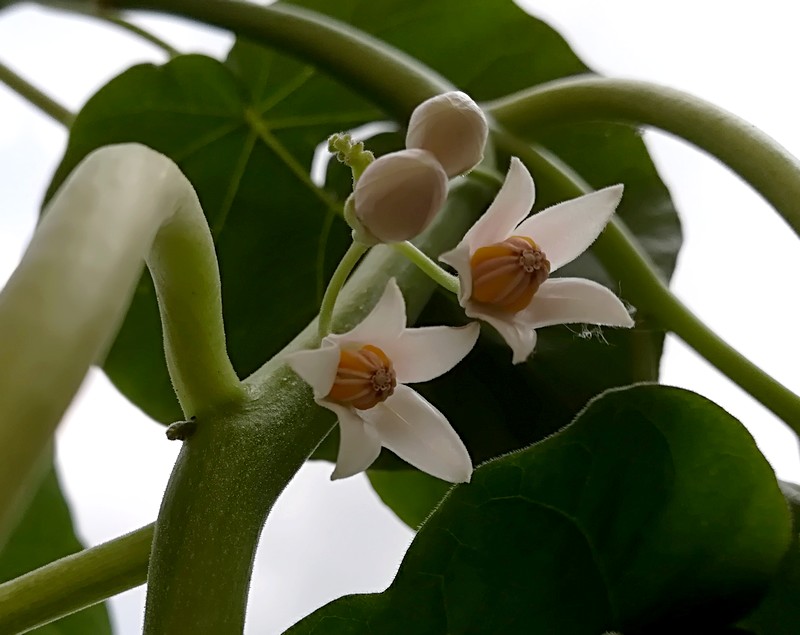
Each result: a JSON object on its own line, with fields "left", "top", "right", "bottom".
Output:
{"left": 469, "top": 235, "right": 551, "bottom": 313}
{"left": 327, "top": 344, "right": 397, "bottom": 410}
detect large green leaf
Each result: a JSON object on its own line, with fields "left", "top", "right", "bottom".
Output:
{"left": 0, "top": 462, "right": 111, "bottom": 634}
{"left": 737, "top": 482, "right": 800, "bottom": 634}
{"left": 286, "top": 386, "right": 791, "bottom": 635}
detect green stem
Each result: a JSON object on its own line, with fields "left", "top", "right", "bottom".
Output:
{"left": 317, "top": 241, "right": 369, "bottom": 340}
{"left": 97, "top": 14, "right": 181, "bottom": 57}
{"left": 28, "top": 0, "right": 450, "bottom": 120}
{"left": 487, "top": 76, "right": 800, "bottom": 240}
{"left": 393, "top": 241, "right": 460, "bottom": 295}
{"left": 494, "top": 129, "right": 800, "bottom": 428}
{"left": 0, "top": 60, "right": 73, "bottom": 126}
{"left": 143, "top": 177, "right": 495, "bottom": 634}
{"left": 0, "top": 143, "right": 243, "bottom": 546}
{"left": 0, "top": 525, "right": 152, "bottom": 634}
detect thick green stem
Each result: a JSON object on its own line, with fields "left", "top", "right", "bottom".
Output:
{"left": 0, "top": 143, "right": 243, "bottom": 547}
{"left": 317, "top": 241, "right": 369, "bottom": 340}
{"left": 28, "top": 0, "right": 450, "bottom": 119}
{"left": 495, "top": 130, "right": 800, "bottom": 428}
{"left": 143, "top": 178, "right": 495, "bottom": 634}
{"left": 0, "top": 60, "right": 73, "bottom": 126}
{"left": 488, "top": 76, "right": 800, "bottom": 240}
{"left": 0, "top": 525, "right": 152, "bottom": 634}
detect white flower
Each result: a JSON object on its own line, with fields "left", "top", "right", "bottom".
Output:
{"left": 352, "top": 148, "right": 448, "bottom": 243}
{"left": 439, "top": 157, "right": 635, "bottom": 364}
{"left": 286, "top": 279, "right": 479, "bottom": 482}
{"left": 406, "top": 91, "right": 488, "bottom": 178}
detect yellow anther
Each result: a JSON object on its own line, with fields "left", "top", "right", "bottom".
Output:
{"left": 470, "top": 235, "right": 550, "bottom": 313}
{"left": 327, "top": 344, "right": 397, "bottom": 410}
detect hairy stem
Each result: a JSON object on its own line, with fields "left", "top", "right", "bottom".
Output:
{"left": 488, "top": 76, "right": 800, "bottom": 240}
{"left": 317, "top": 241, "right": 369, "bottom": 340}
{"left": 0, "top": 143, "right": 243, "bottom": 546}
{"left": 0, "top": 60, "right": 73, "bottom": 125}
{"left": 143, "top": 178, "right": 495, "bottom": 634}
{"left": 0, "top": 525, "right": 152, "bottom": 633}
{"left": 393, "top": 241, "right": 460, "bottom": 295}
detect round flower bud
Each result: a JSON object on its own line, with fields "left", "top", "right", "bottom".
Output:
{"left": 405, "top": 91, "right": 489, "bottom": 178}
{"left": 353, "top": 149, "right": 448, "bottom": 243}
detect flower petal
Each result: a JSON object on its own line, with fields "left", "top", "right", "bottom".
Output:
{"left": 521, "top": 277, "right": 634, "bottom": 329}
{"left": 330, "top": 278, "right": 406, "bottom": 345}
{"left": 515, "top": 184, "right": 623, "bottom": 272}
{"left": 388, "top": 322, "right": 480, "bottom": 384}
{"left": 326, "top": 402, "right": 382, "bottom": 480}
{"left": 285, "top": 341, "right": 340, "bottom": 400}
{"left": 364, "top": 385, "right": 472, "bottom": 483}
{"left": 462, "top": 157, "right": 535, "bottom": 250}
{"left": 438, "top": 242, "right": 473, "bottom": 305}
{"left": 463, "top": 302, "right": 537, "bottom": 364}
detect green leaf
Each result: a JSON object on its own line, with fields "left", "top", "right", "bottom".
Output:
{"left": 367, "top": 470, "right": 451, "bottom": 529}
{"left": 0, "top": 461, "right": 111, "bottom": 634}
{"left": 736, "top": 482, "right": 800, "bottom": 634}
{"left": 45, "top": 50, "right": 374, "bottom": 422}
{"left": 285, "top": 386, "right": 791, "bottom": 635}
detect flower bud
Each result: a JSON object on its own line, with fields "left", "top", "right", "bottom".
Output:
{"left": 406, "top": 91, "right": 488, "bottom": 178}
{"left": 353, "top": 148, "right": 448, "bottom": 243}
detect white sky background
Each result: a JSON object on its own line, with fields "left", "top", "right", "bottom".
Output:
{"left": 1, "top": 1, "right": 799, "bottom": 633}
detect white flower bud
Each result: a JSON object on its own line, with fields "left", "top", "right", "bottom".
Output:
{"left": 353, "top": 149, "right": 448, "bottom": 243}
{"left": 406, "top": 91, "right": 489, "bottom": 178}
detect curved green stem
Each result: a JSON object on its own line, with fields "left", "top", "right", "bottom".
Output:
{"left": 317, "top": 241, "right": 369, "bottom": 339}
{"left": 143, "top": 178, "right": 495, "bottom": 634}
{"left": 0, "top": 143, "right": 243, "bottom": 546}
{"left": 393, "top": 241, "right": 459, "bottom": 295}
{"left": 487, "top": 76, "right": 800, "bottom": 240}
{"left": 27, "top": 0, "right": 451, "bottom": 119}
{"left": 0, "top": 525, "right": 152, "bottom": 633}
{"left": 494, "top": 129, "right": 800, "bottom": 429}
{"left": 0, "top": 60, "right": 73, "bottom": 126}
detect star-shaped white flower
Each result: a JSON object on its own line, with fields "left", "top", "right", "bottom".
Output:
{"left": 286, "top": 279, "right": 479, "bottom": 483}
{"left": 440, "top": 157, "right": 635, "bottom": 364}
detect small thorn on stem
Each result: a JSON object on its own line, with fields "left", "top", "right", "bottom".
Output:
{"left": 166, "top": 416, "right": 197, "bottom": 441}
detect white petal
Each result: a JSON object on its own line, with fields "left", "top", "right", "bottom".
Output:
{"left": 461, "top": 157, "right": 535, "bottom": 250}
{"left": 464, "top": 302, "right": 537, "bottom": 365}
{"left": 285, "top": 341, "right": 340, "bottom": 400}
{"left": 364, "top": 385, "right": 472, "bottom": 483}
{"left": 520, "top": 277, "right": 635, "bottom": 329}
{"left": 388, "top": 323, "right": 480, "bottom": 384}
{"left": 330, "top": 278, "right": 406, "bottom": 345}
{"left": 438, "top": 242, "right": 473, "bottom": 306}
{"left": 325, "top": 402, "right": 382, "bottom": 480}
{"left": 515, "top": 184, "right": 623, "bottom": 272}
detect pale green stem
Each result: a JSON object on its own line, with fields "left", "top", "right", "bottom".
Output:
{"left": 0, "top": 60, "right": 74, "bottom": 126}
{"left": 0, "top": 143, "right": 244, "bottom": 546}
{"left": 494, "top": 129, "right": 800, "bottom": 429}
{"left": 0, "top": 525, "right": 153, "bottom": 634}
{"left": 392, "top": 241, "right": 459, "bottom": 295}
{"left": 487, "top": 76, "right": 800, "bottom": 239}
{"left": 317, "top": 241, "right": 369, "bottom": 339}
{"left": 97, "top": 14, "right": 181, "bottom": 57}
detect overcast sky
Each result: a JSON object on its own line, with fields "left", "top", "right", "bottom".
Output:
{"left": 2, "top": 1, "right": 799, "bottom": 633}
